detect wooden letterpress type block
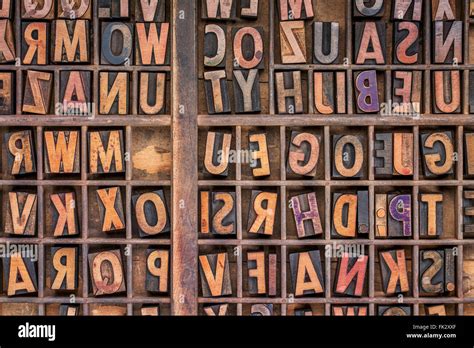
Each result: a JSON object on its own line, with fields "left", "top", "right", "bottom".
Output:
{"left": 200, "top": 191, "right": 211, "bottom": 234}
{"left": 392, "top": 71, "right": 422, "bottom": 114}
{"left": 433, "top": 21, "right": 463, "bottom": 64}
{"left": 354, "top": 70, "right": 380, "bottom": 113}
{"left": 278, "top": 0, "right": 314, "bottom": 20}
{"left": 22, "top": 0, "right": 54, "bottom": 19}
{"left": 247, "top": 190, "right": 277, "bottom": 236}
{"left": 313, "top": 22, "right": 339, "bottom": 64}
{"left": 59, "top": 71, "right": 92, "bottom": 116}
{"left": 280, "top": 21, "right": 306, "bottom": 64}
{"left": 287, "top": 131, "right": 320, "bottom": 178}
{"left": 59, "top": 304, "right": 79, "bottom": 316}
{"left": 101, "top": 22, "right": 133, "bottom": 66}
{"left": 203, "top": 131, "right": 232, "bottom": 177}
{"left": 420, "top": 131, "right": 454, "bottom": 177}
{"left": 332, "top": 306, "right": 368, "bottom": 316}
{"left": 289, "top": 250, "right": 324, "bottom": 297}
{"left": 353, "top": 0, "right": 384, "bottom": 17}
{"left": 472, "top": 0, "right": 474, "bottom": 17}
{"left": 204, "top": 24, "right": 226, "bottom": 68}
{"left": 240, "top": 0, "right": 259, "bottom": 18}
{"left": 139, "top": 72, "right": 166, "bottom": 115}
{"left": 88, "top": 249, "right": 126, "bottom": 296}
{"left": 426, "top": 305, "right": 447, "bottom": 316}
{"left": 232, "top": 26, "right": 264, "bottom": 69}
{"left": 204, "top": 70, "right": 231, "bottom": 114}
{"left": 52, "top": 20, "right": 90, "bottom": 64}
{"left": 334, "top": 254, "right": 368, "bottom": 297}
{"left": 379, "top": 249, "right": 409, "bottom": 295}
{"left": 145, "top": 248, "right": 169, "bottom": 293}
{"left": 313, "top": 72, "right": 346, "bottom": 114}
{"left": 388, "top": 194, "right": 412, "bottom": 237}
{"left": 393, "top": 22, "right": 421, "bottom": 65}
{"left": 275, "top": 71, "right": 304, "bottom": 114}
{"left": 202, "top": 0, "right": 236, "bottom": 20}
{"left": 433, "top": 71, "right": 461, "bottom": 114}
{"left": 331, "top": 193, "right": 357, "bottom": 238}
{"left": 96, "top": 187, "right": 125, "bottom": 233}
{"left": 22, "top": 70, "right": 53, "bottom": 115}
{"left": 44, "top": 131, "right": 80, "bottom": 174}
{"left": 379, "top": 306, "right": 411, "bottom": 316}
{"left": 358, "top": 190, "right": 369, "bottom": 235}
{"left": 50, "top": 192, "right": 80, "bottom": 237}
{"left": 268, "top": 253, "right": 277, "bottom": 296}
{"left": 136, "top": 0, "right": 166, "bottom": 22}
{"left": 248, "top": 132, "right": 270, "bottom": 177}
{"left": 0, "top": 19, "right": 13, "bottom": 63}
{"left": 4, "top": 130, "right": 36, "bottom": 175}
{"left": 354, "top": 22, "right": 386, "bottom": 65}
{"left": 247, "top": 251, "right": 266, "bottom": 295}
{"left": 419, "top": 193, "right": 443, "bottom": 238}
{"left": 132, "top": 190, "right": 170, "bottom": 237}
{"left": 374, "top": 133, "right": 393, "bottom": 176}
{"left": 0, "top": 71, "right": 13, "bottom": 114}
{"left": 204, "top": 304, "right": 228, "bottom": 316}
{"left": 466, "top": 133, "right": 474, "bottom": 176}
{"left": 211, "top": 192, "right": 236, "bottom": 235}
{"left": 464, "top": 190, "right": 474, "bottom": 235}
{"left": 88, "top": 130, "right": 125, "bottom": 174}
{"left": 392, "top": 0, "right": 422, "bottom": 21}
{"left": 251, "top": 304, "right": 273, "bottom": 316}
{"left": 98, "top": 0, "right": 129, "bottom": 18}
{"left": 393, "top": 133, "right": 414, "bottom": 176}
{"left": 22, "top": 22, "right": 49, "bottom": 65}
{"left": 294, "top": 308, "right": 313, "bottom": 316}
{"left": 199, "top": 252, "right": 232, "bottom": 297}
{"left": 375, "top": 194, "right": 388, "bottom": 238}
{"left": 432, "top": 0, "right": 456, "bottom": 20}
{"left": 233, "top": 69, "right": 261, "bottom": 113}
{"left": 136, "top": 23, "right": 169, "bottom": 65}
{"left": 444, "top": 247, "right": 456, "bottom": 293}
{"left": 4, "top": 192, "right": 37, "bottom": 236}
{"left": 50, "top": 246, "right": 78, "bottom": 291}
{"left": 141, "top": 306, "right": 159, "bottom": 316}
{"left": 0, "top": 0, "right": 12, "bottom": 18}
{"left": 58, "top": 0, "right": 92, "bottom": 19}
{"left": 3, "top": 251, "right": 38, "bottom": 296}
{"left": 332, "top": 135, "right": 364, "bottom": 178}
{"left": 290, "top": 192, "right": 323, "bottom": 238}
{"left": 420, "top": 249, "right": 444, "bottom": 295}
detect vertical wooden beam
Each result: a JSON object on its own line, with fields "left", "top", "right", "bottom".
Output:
{"left": 171, "top": 0, "right": 198, "bottom": 315}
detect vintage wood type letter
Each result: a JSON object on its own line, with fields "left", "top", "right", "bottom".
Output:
{"left": 313, "top": 22, "right": 339, "bottom": 64}
{"left": 332, "top": 135, "right": 364, "bottom": 178}
{"left": 58, "top": 0, "right": 91, "bottom": 19}
{"left": 22, "top": 70, "right": 53, "bottom": 115}
{"left": 211, "top": 192, "right": 236, "bottom": 235}
{"left": 50, "top": 246, "right": 78, "bottom": 291}
{"left": 0, "top": 72, "right": 13, "bottom": 114}
{"left": 99, "top": 72, "right": 130, "bottom": 115}
{"left": 88, "top": 249, "right": 126, "bottom": 296}
{"left": 5, "top": 130, "right": 36, "bottom": 176}
{"left": 145, "top": 248, "right": 169, "bottom": 293}
{"left": 433, "top": 21, "right": 463, "bottom": 64}
{"left": 247, "top": 190, "right": 278, "bottom": 236}
{"left": 44, "top": 131, "right": 80, "bottom": 174}
{"left": 204, "top": 24, "right": 226, "bottom": 68}
{"left": 392, "top": 71, "right": 422, "bottom": 114}
{"left": 379, "top": 249, "right": 410, "bottom": 295}
{"left": 136, "top": 23, "right": 169, "bottom": 65}
{"left": 313, "top": 71, "right": 346, "bottom": 114}
{"left": 290, "top": 250, "right": 324, "bottom": 297}
{"left": 136, "top": 0, "right": 166, "bottom": 22}
{"left": 50, "top": 192, "right": 80, "bottom": 237}
{"left": 419, "top": 193, "right": 443, "bottom": 238}
{"left": 420, "top": 249, "right": 444, "bottom": 295}
{"left": 101, "top": 22, "right": 133, "bottom": 65}
{"left": 331, "top": 193, "right": 358, "bottom": 238}
{"left": 354, "top": 0, "right": 384, "bottom": 17}
{"left": 139, "top": 72, "right": 166, "bottom": 115}
{"left": 334, "top": 253, "right": 368, "bottom": 297}
{"left": 4, "top": 191, "right": 37, "bottom": 236}
{"left": 22, "top": 22, "right": 48, "bottom": 65}
{"left": 22, "top": 0, "right": 54, "bottom": 19}
{"left": 287, "top": 131, "right": 320, "bottom": 177}
{"left": 88, "top": 130, "right": 125, "bottom": 174}
{"left": 280, "top": 21, "right": 306, "bottom": 64}
{"left": 275, "top": 71, "right": 304, "bottom": 114}
{"left": 420, "top": 131, "right": 454, "bottom": 177}
{"left": 375, "top": 194, "right": 388, "bottom": 238}
{"left": 202, "top": 0, "right": 236, "bottom": 20}
{"left": 132, "top": 190, "right": 170, "bottom": 237}
{"left": 53, "top": 20, "right": 90, "bottom": 63}
{"left": 233, "top": 69, "right": 261, "bottom": 113}
{"left": 388, "top": 193, "right": 412, "bottom": 237}
{"left": 232, "top": 26, "right": 264, "bottom": 69}
{"left": 4, "top": 251, "right": 38, "bottom": 296}
{"left": 354, "top": 21, "right": 386, "bottom": 65}
{"left": 199, "top": 252, "right": 232, "bottom": 297}
{"left": 248, "top": 132, "right": 270, "bottom": 177}
{"left": 433, "top": 71, "right": 461, "bottom": 113}
{"left": 393, "top": 22, "right": 421, "bottom": 64}
{"left": 204, "top": 70, "right": 231, "bottom": 114}
{"left": 278, "top": 0, "right": 314, "bottom": 20}
{"left": 60, "top": 71, "right": 92, "bottom": 115}
{"left": 203, "top": 131, "right": 232, "bottom": 177}
{"left": 98, "top": 0, "right": 129, "bottom": 18}
{"left": 392, "top": 0, "right": 422, "bottom": 21}
{"left": 354, "top": 70, "right": 380, "bottom": 113}
{"left": 393, "top": 133, "right": 414, "bottom": 176}
{"left": 96, "top": 187, "right": 125, "bottom": 233}
{"left": 290, "top": 192, "right": 323, "bottom": 238}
